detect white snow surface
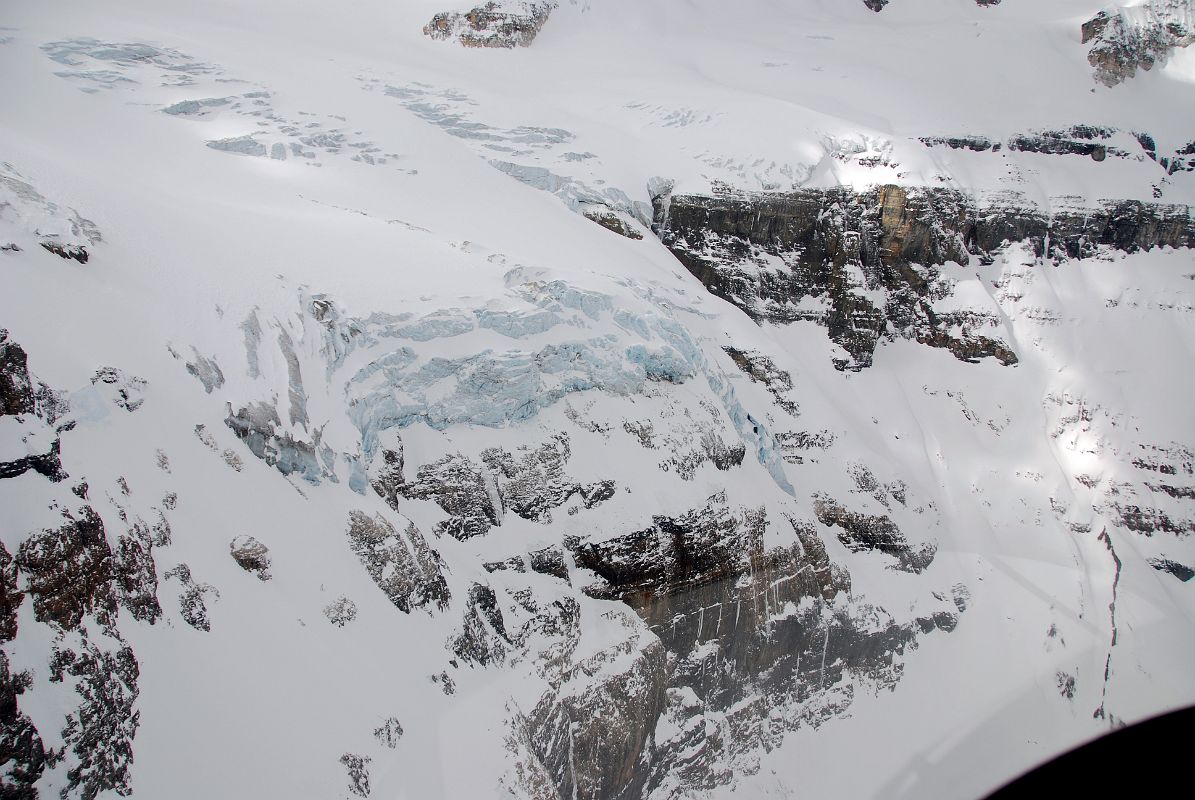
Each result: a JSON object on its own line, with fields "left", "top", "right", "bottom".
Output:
{"left": 0, "top": 1, "right": 1193, "bottom": 799}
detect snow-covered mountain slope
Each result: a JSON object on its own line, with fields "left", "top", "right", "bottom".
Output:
{"left": 1, "top": 1, "right": 1193, "bottom": 799}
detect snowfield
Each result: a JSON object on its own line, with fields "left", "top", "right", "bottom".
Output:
{"left": 1, "top": 1, "right": 1193, "bottom": 799}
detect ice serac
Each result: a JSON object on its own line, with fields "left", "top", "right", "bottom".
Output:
{"left": 424, "top": 1, "right": 558, "bottom": 48}
{"left": 656, "top": 185, "right": 1195, "bottom": 370}
{"left": 1083, "top": 0, "right": 1195, "bottom": 86}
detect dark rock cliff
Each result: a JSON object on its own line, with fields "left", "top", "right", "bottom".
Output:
{"left": 424, "top": 1, "right": 557, "bottom": 48}
{"left": 655, "top": 185, "right": 1195, "bottom": 370}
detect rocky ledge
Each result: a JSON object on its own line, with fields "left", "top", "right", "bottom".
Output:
{"left": 654, "top": 185, "right": 1194, "bottom": 370}
{"left": 424, "top": 1, "right": 557, "bottom": 48}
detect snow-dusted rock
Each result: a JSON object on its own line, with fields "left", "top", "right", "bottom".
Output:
{"left": 1083, "top": 0, "right": 1195, "bottom": 86}
{"left": 228, "top": 534, "right": 271, "bottom": 580}
{"left": 424, "top": 1, "right": 557, "bottom": 48}
{"left": 346, "top": 511, "right": 450, "bottom": 614}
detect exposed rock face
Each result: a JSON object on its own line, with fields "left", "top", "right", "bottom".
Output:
{"left": 1010, "top": 126, "right": 1117, "bottom": 161}
{"left": 92, "top": 367, "right": 147, "bottom": 413}
{"left": 39, "top": 240, "right": 88, "bottom": 263}
{"left": 865, "top": 0, "right": 1000, "bottom": 9}
{"left": 583, "top": 208, "right": 644, "bottom": 240}
{"left": 1083, "top": 1, "right": 1195, "bottom": 86}
{"left": 229, "top": 535, "right": 272, "bottom": 581}
{"left": 373, "top": 717, "right": 403, "bottom": 749}
{"left": 656, "top": 185, "right": 1194, "bottom": 369}
{"left": 0, "top": 331, "right": 68, "bottom": 482}
{"left": 324, "top": 596, "right": 359, "bottom": 626}
{"left": 481, "top": 435, "right": 597, "bottom": 523}
{"left": 0, "top": 164, "right": 102, "bottom": 261}
{"left": 346, "top": 511, "right": 450, "bottom": 614}
{"left": 922, "top": 124, "right": 1172, "bottom": 168}
{"left": 225, "top": 401, "right": 326, "bottom": 484}
{"left": 382, "top": 433, "right": 616, "bottom": 540}
{"left": 0, "top": 544, "right": 19, "bottom": 643}
{"left": 49, "top": 641, "right": 141, "bottom": 799}
{"left": 0, "top": 438, "right": 67, "bottom": 483}
{"left": 528, "top": 546, "right": 569, "bottom": 582}
{"left": 17, "top": 508, "right": 117, "bottom": 631}
{"left": 450, "top": 583, "right": 512, "bottom": 666}
{"left": 1150, "top": 557, "right": 1195, "bottom": 581}
{"left": 568, "top": 495, "right": 792, "bottom": 605}
{"left": 164, "top": 563, "right": 218, "bottom": 632}
{"left": 113, "top": 522, "right": 162, "bottom": 624}
{"left": 340, "top": 753, "right": 371, "bottom": 798}
{"left": 814, "top": 496, "right": 937, "bottom": 573}
{"left": 396, "top": 453, "right": 500, "bottom": 540}
{"left": 723, "top": 347, "right": 799, "bottom": 416}
{"left": 547, "top": 494, "right": 959, "bottom": 797}
{"left": 1137, "top": 132, "right": 1195, "bottom": 176}
{"left": 0, "top": 331, "right": 35, "bottom": 417}
{"left": 424, "top": 1, "right": 557, "bottom": 48}
{"left": 0, "top": 333, "right": 166, "bottom": 799}
{"left": 519, "top": 637, "right": 668, "bottom": 800}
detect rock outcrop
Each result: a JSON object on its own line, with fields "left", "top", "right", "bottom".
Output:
{"left": 0, "top": 338, "right": 160, "bottom": 800}
{"left": 424, "top": 1, "right": 557, "bottom": 48}
{"left": 0, "top": 651, "right": 51, "bottom": 799}
{"left": 378, "top": 433, "right": 616, "bottom": 540}
{"left": 229, "top": 535, "right": 272, "bottom": 581}
{"left": 1083, "top": 1, "right": 1195, "bottom": 86}
{"left": 346, "top": 511, "right": 451, "bottom": 614}
{"left": 550, "top": 494, "right": 960, "bottom": 797}
{"left": 225, "top": 401, "right": 327, "bottom": 484}
{"left": 865, "top": 0, "right": 1001, "bottom": 10}
{"left": 655, "top": 185, "right": 1194, "bottom": 369}
{"left": 814, "top": 496, "right": 937, "bottom": 573}
{"left": 1, "top": 330, "right": 68, "bottom": 482}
